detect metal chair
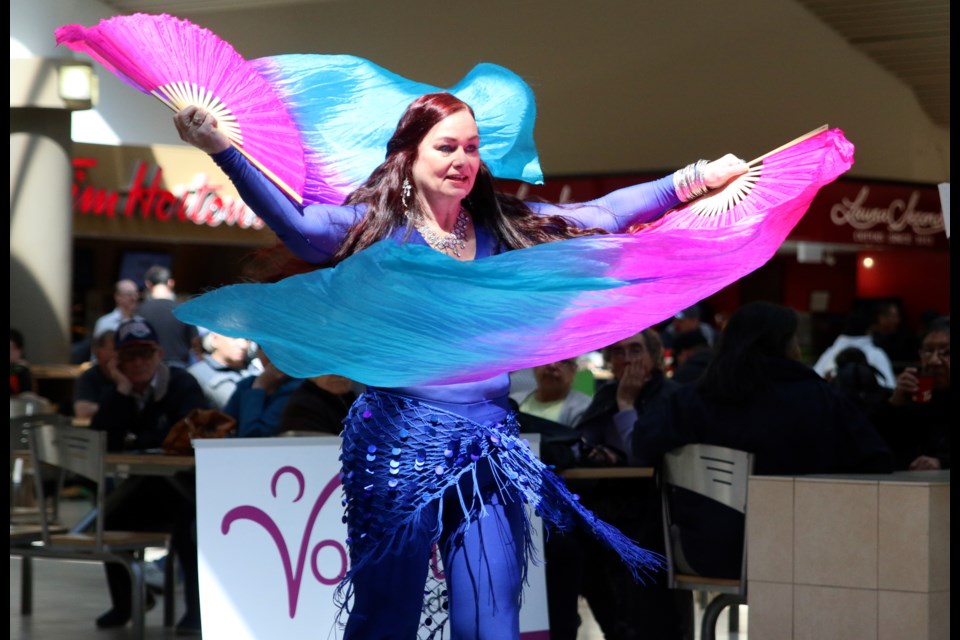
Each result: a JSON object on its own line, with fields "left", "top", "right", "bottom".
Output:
{"left": 660, "top": 443, "right": 754, "bottom": 640}
{"left": 11, "top": 423, "right": 174, "bottom": 639}
{"left": 9, "top": 414, "right": 74, "bottom": 616}
{"left": 9, "top": 413, "right": 70, "bottom": 524}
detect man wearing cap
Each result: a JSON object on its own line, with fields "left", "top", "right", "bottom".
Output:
{"left": 92, "top": 318, "right": 208, "bottom": 451}
{"left": 90, "top": 318, "right": 208, "bottom": 634}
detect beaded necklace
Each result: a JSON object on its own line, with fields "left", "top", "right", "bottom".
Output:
{"left": 414, "top": 207, "right": 469, "bottom": 257}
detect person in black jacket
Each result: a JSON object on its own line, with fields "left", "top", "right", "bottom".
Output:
{"left": 669, "top": 329, "right": 713, "bottom": 385}
{"left": 90, "top": 318, "right": 208, "bottom": 634}
{"left": 547, "top": 329, "right": 691, "bottom": 640}
{"left": 872, "top": 316, "right": 950, "bottom": 471}
{"left": 278, "top": 374, "right": 359, "bottom": 434}
{"left": 633, "top": 301, "right": 894, "bottom": 579}
{"left": 92, "top": 320, "right": 208, "bottom": 452}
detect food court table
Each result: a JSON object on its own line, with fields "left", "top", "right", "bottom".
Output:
{"left": 62, "top": 451, "right": 198, "bottom": 534}
{"left": 29, "top": 364, "right": 87, "bottom": 413}
{"left": 11, "top": 450, "right": 195, "bottom": 473}
{"left": 106, "top": 452, "right": 196, "bottom": 477}
{"left": 561, "top": 466, "right": 654, "bottom": 480}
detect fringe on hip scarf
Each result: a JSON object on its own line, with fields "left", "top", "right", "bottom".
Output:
{"left": 335, "top": 389, "right": 664, "bottom": 612}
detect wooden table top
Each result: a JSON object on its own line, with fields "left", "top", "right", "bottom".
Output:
{"left": 29, "top": 364, "right": 89, "bottom": 379}
{"left": 560, "top": 466, "right": 654, "bottom": 479}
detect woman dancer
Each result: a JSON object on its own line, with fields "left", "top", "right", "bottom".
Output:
{"left": 174, "top": 92, "right": 746, "bottom": 639}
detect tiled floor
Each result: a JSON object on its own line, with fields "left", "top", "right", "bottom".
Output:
{"left": 10, "top": 499, "right": 745, "bottom": 639}
{"left": 8, "top": 557, "right": 747, "bottom": 640}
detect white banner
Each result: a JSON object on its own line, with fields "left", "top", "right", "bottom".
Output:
{"left": 194, "top": 436, "right": 549, "bottom": 640}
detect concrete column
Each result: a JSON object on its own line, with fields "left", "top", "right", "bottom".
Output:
{"left": 10, "top": 108, "right": 74, "bottom": 364}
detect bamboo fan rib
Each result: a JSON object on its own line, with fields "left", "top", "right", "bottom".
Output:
{"left": 688, "top": 166, "right": 762, "bottom": 218}
{"left": 153, "top": 83, "right": 243, "bottom": 145}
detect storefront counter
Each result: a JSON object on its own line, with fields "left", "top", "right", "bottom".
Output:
{"left": 747, "top": 470, "right": 950, "bottom": 640}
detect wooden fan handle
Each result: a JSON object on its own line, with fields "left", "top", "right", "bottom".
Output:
{"left": 232, "top": 144, "right": 304, "bottom": 205}
{"left": 748, "top": 124, "right": 829, "bottom": 166}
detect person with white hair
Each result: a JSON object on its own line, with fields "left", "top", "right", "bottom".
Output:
{"left": 186, "top": 331, "right": 261, "bottom": 409}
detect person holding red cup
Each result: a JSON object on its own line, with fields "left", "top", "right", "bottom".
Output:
{"left": 876, "top": 316, "right": 951, "bottom": 471}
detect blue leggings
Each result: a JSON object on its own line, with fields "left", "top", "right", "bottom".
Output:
{"left": 344, "top": 464, "right": 526, "bottom": 640}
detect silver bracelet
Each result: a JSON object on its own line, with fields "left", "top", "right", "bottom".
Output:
{"left": 674, "top": 160, "right": 709, "bottom": 202}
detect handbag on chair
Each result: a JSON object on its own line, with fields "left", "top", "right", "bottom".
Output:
{"left": 161, "top": 408, "right": 237, "bottom": 455}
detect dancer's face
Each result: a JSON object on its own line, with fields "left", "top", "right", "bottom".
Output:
{"left": 411, "top": 109, "right": 480, "bottom": 204}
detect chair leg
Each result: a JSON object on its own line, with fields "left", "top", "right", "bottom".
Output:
{"left": 729, "top": 602, "right": 740, "bottom": 633}
{"left": 20, "top": 555, "right": 33, "bottom": 615}
{"left": 701, "top": 594, "right": 746, "bottom": 640}
{"left": 164, "top": 547, "right": 177, "bottom": 628}
{"left": 128, "top": 560, "right": 147, "bottom": 640}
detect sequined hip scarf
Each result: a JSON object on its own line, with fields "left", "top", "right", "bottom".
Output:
{"left": 338, "top": 388, "right": 664, "bottom": 597}
{"left": 339, "top": 390, "right": 520, "bottom": 572}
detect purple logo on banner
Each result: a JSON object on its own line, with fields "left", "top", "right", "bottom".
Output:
{"left": 221, "top": 467, "right": 346, "bottom": 618}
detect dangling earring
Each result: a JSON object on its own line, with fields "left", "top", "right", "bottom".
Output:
{"left": 402, "top": 178, "right": 412, "bottom": 211}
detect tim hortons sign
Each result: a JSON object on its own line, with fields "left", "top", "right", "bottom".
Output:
{"left": 71, "top": 156, "right": 265, "bottom": 230}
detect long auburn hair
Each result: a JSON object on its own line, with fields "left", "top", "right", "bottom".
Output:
{"left": 252, "top": 92, "right": 607, "bottom": 281}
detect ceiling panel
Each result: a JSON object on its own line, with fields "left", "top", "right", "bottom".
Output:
{"left": 794, "top": 0, "right": 950, "bottom": 127}
{"left": 100, "top": 0, "right": 327, "bottom": 12}
{"left": 101, "top": 0, "right": 950, "bottom": 128}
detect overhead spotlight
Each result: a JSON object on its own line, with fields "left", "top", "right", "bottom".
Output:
{"left": 58, "top": 62, "right": 98, "bottom": 109}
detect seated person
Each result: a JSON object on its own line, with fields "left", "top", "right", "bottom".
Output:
{"left": 223, "top": 346, "right": 301, "bottom": 438}
{"left": 669, "top": 329, "right": 713, "bottom": 385}
{"left": 10, "top": 328, "right": 36, "bottom": 396}
{"left": 518, "top": 357, "right": 592, "bottom": 427}
{"left": 92, "top": 319, "right": 208, "bottom": 451}
{"left": 89, "top": 318, "right": 208, "bottom": 634}
{"left": 73, "top": 329, "right": 118, "bottom": 420}
{"left": 827, "top": 345, "right": 890, "bottom": 417}
{"left": 578, "top": 329, "right": 678, "bottom": 465}
{"left": 547, "top": 329, "right": 689, "bottom": 640}
{"left": 872, "top": 316, "right": 950, "bottom": 471}
{"left": 867, "top": 300, "right": 919, "bottom": 374}
{"left": 187, "top": 331, "right": 261, "bottom": 409}
{"left": 634, "top": 302, "right": 894, "bottom": 580}
{"left": 507, "top": 367, "right": 538, "bottom": 405}
{"left": 513, "top": 357, "right": 592, "bottom": 473}
{"left": 660, "top": 303, "right": 717, "bottom": 350}
{"left": 278, "top": 374, "right": 358, "bottom": 435}
{"left": 813, "top": 307, "right": 897, "bottom": 388}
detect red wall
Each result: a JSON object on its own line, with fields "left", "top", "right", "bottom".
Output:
{"left": 855, "top": 249, "right": 951, "bottom": 321}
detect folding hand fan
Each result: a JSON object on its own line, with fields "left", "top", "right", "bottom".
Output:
{"left": 646, "top": 125, "right": 847, "bottom": 233}
{"left": 55, "top": 13, "right": 305, "bottom": 203}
